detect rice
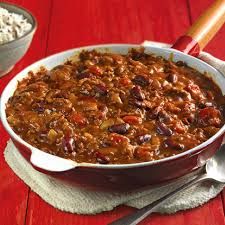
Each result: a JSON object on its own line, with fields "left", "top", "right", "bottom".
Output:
{"left": 0, "top": 7, "right": 32, "bottom": 45}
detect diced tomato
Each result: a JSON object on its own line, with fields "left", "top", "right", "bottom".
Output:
{"left": 70, "top": 113, "right": 87, "bottom": 126}
{"left": 89, "top": 66, "right": 103, "bottom": 75}
{"left": 110, "top": 134, "right": 129, "bottom": 144}
{"left": 199, "top": 107, "right": 220, "bottom": 119}
{"left": 119, "top": 78, "right": 132, "bottom": 86}
{"left": 198, "top": 107, "right": 221, "bottom": 127}
{"left": 122, "top": 115, "right": 142, "bottom": 125}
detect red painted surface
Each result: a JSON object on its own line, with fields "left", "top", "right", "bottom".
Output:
{"left": 1, "top": 0, "right": 225, "bottom": 224}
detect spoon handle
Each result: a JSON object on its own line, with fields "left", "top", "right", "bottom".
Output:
{"left": 109, "top": 173, "right": 210, "bottom": 225}
{"left": 172, "top": 0, "right": 225, "bottom": 56}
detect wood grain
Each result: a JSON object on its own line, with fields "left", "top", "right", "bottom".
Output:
{"left": 187, "top": 0, "right": 225, "bottom": 50}
{"left": 46, "top": 0, "right": 190, "bottom": 55}
{"left": 189, "top": 0, "right": 225, "bottom": 59}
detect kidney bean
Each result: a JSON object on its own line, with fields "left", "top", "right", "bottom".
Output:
{"left": 62, "top": 136, "right": 76, "bottom": 153}
{"left": 32, "top": 101, "right": 45, "bottom": 113}
{"left": 132, "top": 75, "right": 151, "bottom": 87}
{"left": 164, "top": 138, "right": 184, "bottom": 150}
{"left": 108, "top": 123, "right": 130, "bottom": 134}
{"left": 167, "top": 73, "right": 178, "bottom": 83}
{"left": 156, "top": 122, "right": 173, "bottom": 136}
{"left": 95, "top": 151, "right": 110, "bottom": 164}
{"left": 130, "top": 86, "right": 145, "bottom": 100}
{"left": 77, "top": 71, "right": 93, "bottom": 80}
{"left": 137, "top": 134, "right": 151, "bottom": 144}
{"left": 129, "top": 98, "right": 145, "bottom": 108}
{"left": 94, "top": 84, "right": 108, "bottom": 96}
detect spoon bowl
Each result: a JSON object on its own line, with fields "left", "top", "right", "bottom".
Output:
{"left": 206, "top": 144, "right": 225, "bottom": 183}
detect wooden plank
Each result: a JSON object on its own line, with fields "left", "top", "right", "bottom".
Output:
{"left": 180, "top": 195, "right": 225, "bottom": 225}
{"left": 0, "top": 1, "right": 52, "bottom": 225}
{"left": 25, "top": 192, "right": 225, "bottom": 225}
{"left": 188, "top": 0, "right": 225, "bottom": 59}
{"left": 46, "top": 0, "right": 190, "bottom": 55}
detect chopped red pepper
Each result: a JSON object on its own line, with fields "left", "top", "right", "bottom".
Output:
{"left": 70, "top": 113, "right": 87, "bottom": 126}
{"left": 123, "top": 115, "right": 142, "bottom": 125}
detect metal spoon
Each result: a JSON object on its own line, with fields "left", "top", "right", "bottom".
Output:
{"left": 109, "top": 144, "right": 225, "bottom": 225}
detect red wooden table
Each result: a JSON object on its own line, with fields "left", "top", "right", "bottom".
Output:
{"left": 1, "top": 0, "right": 225, "bottom": 224}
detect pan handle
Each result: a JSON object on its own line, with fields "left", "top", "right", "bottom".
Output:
{"left": 172, "top": 0, "right": 225, "bottom": 56}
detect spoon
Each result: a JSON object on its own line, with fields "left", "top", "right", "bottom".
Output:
{"left": 109, "top": 144, "right": 225, "bottom": 225}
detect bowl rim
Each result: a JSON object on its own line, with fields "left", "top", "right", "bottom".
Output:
{"left": 1, "top": 43, "right": 225, "bottom": 170}
{"left": 0, "top": 1, "right": 37, "bottom": 47}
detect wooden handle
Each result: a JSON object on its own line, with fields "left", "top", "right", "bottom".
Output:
{"left": 172, "top": 0, "right": 225, "bottom": 56}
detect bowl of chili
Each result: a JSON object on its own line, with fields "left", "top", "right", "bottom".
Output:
{"left": 1, "top": 43, "right": 225, "bottom": 190}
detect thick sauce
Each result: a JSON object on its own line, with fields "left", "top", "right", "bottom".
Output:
{"left": 6, "top": 48, "right": 225, "bottom": 164}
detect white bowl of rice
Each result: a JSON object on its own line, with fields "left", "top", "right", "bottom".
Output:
{"left": 0, "top": 2, "right": 37, "bottom": 77}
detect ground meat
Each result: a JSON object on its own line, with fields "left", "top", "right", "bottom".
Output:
{"left": 6, "top": 48, "right": 225, "bottom": 164}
